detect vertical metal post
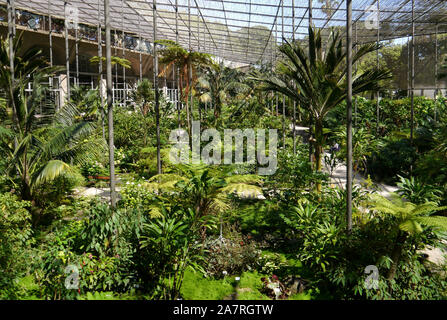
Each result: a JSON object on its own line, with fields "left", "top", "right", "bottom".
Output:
{"left": 188, "top": 0, "right": 193, "bottom": 126}
{"left": 376, "top": 0, "right": 380, "bottom": 135}
{"left": 138, "top": 14, "right": 142, "bottom": 82}
{"left": 197, "top": 15, "right": 201, "bottom": 121}
{"left": 114, "top": 30, "right": 118, "bottom": 96}
{"left": 308, "top": 0, "right": 313, "bottom": 164}
{"left": 104, "top": 0, "right": 116, "bottom": 207}
{"left": 7, "top": 0, "right": 16, "bottom": 123}
{"left": 410, "top": 0, "right": 415, "bottom": 146}
{"left": 281, "top": 0, "right": 285, "bottom": 149}
{"left": 309, "top": 0, "right": 312, "bottom": 27}
{"left": 204, "top": 22, "right": 207, "bottom": 113}
{"left": 275, "top": 22, "right": 278, "bottom": 116}
{"left": 354, "top": 22, "right": 357, "bottom": 128}
{"left": 98, "top": 0, "right": 105, "bottom": 140}
{"left": 153, "top": 0, "right": 162, "bottom": 174}
{"left": 435, "top": 24, "right": 438, "bottom": 123}
{"left": 292, "top": 0, "right": 297, "bottom": 154}
{"left": 407, "top": 36, "right": 410, "bottom": 97}
{"left": 64, "top": 1, "right": 71, "bottom": 102}
{"left": 346, "top": 0, "right": 353, "bottom": 233}
{"left": 175, "top": 0, "right": 181, "bottom": 127}
{"left": 48, "top": 0, "right": 53, "bottom": 68}
{"left": 122, "top": 0, "right": 126, "bottom": 106}
{"left": 75, "top": 25, "right": 79, "bottom": 86}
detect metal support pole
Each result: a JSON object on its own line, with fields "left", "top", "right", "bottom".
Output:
{"left": 104, "top": 0, "right": 116, "bottom": 207}
{"left": 7, "top": 0, "right": 16, "bottom": 123}
{"left": 48, "top": 0, "right": 53, "bottom": 68}
{"left": 275, "top": 22, "right": 278, "bottom": 116}
{"left": 114, "top": 30, "right": 118, "bottom": 94}
{"left": 281, "top": 0, "right": 286, "bottom": 149}
{"left": 308, "top": 0, "right": 313, "bottom": 164}
{"left": 138, "top": 14, "right": 142, "bottom": 82}
{"left": 354, "top": 22, "right": 359, "bottom": 128}
{"left": 346, "top": 0, "right": 353, "bottom": 233}
{"left": 186, "top": 0, "right": 191, "bottom": 133}
{"left": 75, "top": 26, "right": 79, "bottom": 86}
{"left": 376, "top": 0, "right": 380, "bottom": 135}
{"left": 197, "top": 15, "right": 201, "bottom": 121}
{"left": 153, "top": 0, "right": 162, "bottom": 174}
{"left": 292, "top": 0, "right": 296, "bottom": 154}
{"left": 407, "top": 36, "right": 410, "bottom": 97}
{"left": 410, "top": 0, "right": 415, "bottom": 146}
{"left": 64, "top": 1, "right": 71, "bottom": 102}
{"left": 435, "top": 24, "right": 438, "bottom": 123}
{"left": 121, "top": 0, "right": 126, "bottom": 106}
{"left": 309, "top": 0, "right": 313, "bottom": 27}
{"left": 175, "top": 0, "right": 181, "bottom": 128}
{"left": 98, "top": 0, "right": 105, "bottom": 140}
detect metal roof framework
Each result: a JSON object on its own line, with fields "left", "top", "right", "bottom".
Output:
{"left": 1, "top": 0, "right": 447, "bottom": 65}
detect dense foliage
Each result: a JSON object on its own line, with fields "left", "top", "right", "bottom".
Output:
{"left": 1, "top": 27, "right": 447, "bottom": 301}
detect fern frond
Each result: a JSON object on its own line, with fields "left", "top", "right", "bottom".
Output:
{"left": 224, "top": 174, "right": 263, "bottom": 185}
{"left": 220, "top": 183, "right": 263, "bottom": 199}
{"left": 399, "top": 219, "right": 423, "bottom": 235}
{"left": 415, "top": 216, "right": 447, "bottom": 232}
{"left": 147, "top": 205, "right": 164, "bottom": 219}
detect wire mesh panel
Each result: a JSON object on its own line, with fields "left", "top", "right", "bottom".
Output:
{"left": 1, "top": 0, "right": 447, "bottom": 66}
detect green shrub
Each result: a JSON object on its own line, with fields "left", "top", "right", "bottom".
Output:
{"left": 0, "top": 193, "right": 32, "bottom": 298}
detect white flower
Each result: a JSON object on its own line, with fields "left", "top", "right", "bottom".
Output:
{"left": 235, "top": 276, "right": 240, "bottom": 281}
{"left": 222, "top": 271, "right": 228, "bottom": 276}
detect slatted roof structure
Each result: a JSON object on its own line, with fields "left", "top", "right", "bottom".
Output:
{"left": 1, "top": 0, "right": 447, "bottom": 65}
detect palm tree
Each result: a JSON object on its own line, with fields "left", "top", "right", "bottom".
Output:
{"left": 0, "top": 32, "right": 55, "bottom": 125}
{"left": 156, "top": 40, "right": 212, "bottom": 131}
{"left": 196, "top": 61, "right": 248, "bottom": 124}
{"left": 0, "top": 34, "right": 104, "bottom": 224}
{"left": 251, "top": 27, "right": 391, "bottom": 184}
{"left": 370, "top": 194, "right": 447, "bottom": 280}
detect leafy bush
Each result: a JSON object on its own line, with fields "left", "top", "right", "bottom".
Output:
{"left": 396, "top": 175, "right": 443, "bottom": 204}
{"left": 0, "top": 193, "right": 32, "bottom": 298}
{"left": 138, "top": 206, "right": 206, "bottom": 299}
{"left": 203, "top": 232, "right": 261, "bottom": 278}
{"left": 367, "top": 137, "right": 416, "bottom": 183}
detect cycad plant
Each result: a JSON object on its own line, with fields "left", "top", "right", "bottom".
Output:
{"left": 145, "top": 164, "right": 263, "bottom": 239}
{"left": 252, "top": 27, "right": 391, "bottom": 183}
{"left": 370, "top": 194, "right": 447, "bottom": 280}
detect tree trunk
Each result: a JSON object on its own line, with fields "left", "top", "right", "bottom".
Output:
{"left": 387, "top": 231, "right": 408, "bottom": 281}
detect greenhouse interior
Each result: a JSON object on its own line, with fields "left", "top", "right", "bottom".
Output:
{"left": 1, "top": 0, "right": 447, "bottom": 301}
